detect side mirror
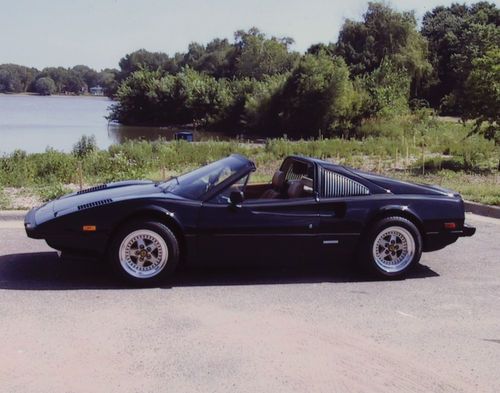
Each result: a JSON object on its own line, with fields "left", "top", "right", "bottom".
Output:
{"left": 229, "top": 191, "right": 244, "bottom": 206}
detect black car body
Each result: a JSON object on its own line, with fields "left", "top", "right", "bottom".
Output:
{"left": 25, "top": 154, "right": 475, "bottom": 283}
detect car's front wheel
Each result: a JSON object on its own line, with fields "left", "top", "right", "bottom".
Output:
{"left": 363, "top": 216, "right": 422, "bottom": 278}
{"left": 109, "top": 220, "right": 179, "bottom": 286}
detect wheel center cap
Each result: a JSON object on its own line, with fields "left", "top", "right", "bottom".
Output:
{"left": 140, "top": 250, "right": 147, "bottom": 257}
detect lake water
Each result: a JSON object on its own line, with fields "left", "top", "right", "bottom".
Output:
{"left": 0, "top": 95, "right": 223, "bottom": 154}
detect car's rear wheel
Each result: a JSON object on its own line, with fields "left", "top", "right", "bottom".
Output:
{"left": 363, "top": 216, "right": 422, "bottom": 278}
{"left": 109, "top": 220, "right": 179, "bottom": 286}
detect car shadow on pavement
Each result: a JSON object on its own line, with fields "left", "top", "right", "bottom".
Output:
{"left": 0, "top": 251, "right": 439, "bottom": 290}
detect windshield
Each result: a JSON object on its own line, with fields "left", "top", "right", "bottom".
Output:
{"left": 161, "top": 155, "right": 250, "bottom": 200}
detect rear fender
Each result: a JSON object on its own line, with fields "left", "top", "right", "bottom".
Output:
{"left": 364, "top": 205, "right": 424, "bottom": 238}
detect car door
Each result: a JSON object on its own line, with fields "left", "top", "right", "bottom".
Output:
{"left": 316, "top": 167, "right": 372, "bottom": 258}
{"left": 196, "top": 191, "right": 320, "bottom": 265}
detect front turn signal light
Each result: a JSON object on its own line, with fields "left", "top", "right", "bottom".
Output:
{"left": 83, "top": 225, "right": 97, "bottom": 232}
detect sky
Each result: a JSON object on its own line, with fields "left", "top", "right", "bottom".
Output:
{"left": 0, "top": 0, "right": 486, "bottom": 70}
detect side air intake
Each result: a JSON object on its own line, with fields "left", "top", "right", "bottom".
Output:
{"left": 78, "top": 199, "right": 113, "bottom": 211}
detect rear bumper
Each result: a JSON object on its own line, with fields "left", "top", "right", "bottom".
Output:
{"left": 423, "top": 223, "right": 476, "bottom": 252}
{"left": 460, "top": 223, "right": 476, "bottom": 237}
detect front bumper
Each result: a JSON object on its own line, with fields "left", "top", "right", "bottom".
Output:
{"left": 24, "top": 207, "right": 108, "bottom": 256}
{"left": 24, "top": 208, "right": 42, "bottom": 238}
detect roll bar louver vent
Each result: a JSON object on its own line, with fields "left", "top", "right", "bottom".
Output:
{"left": 77, "top": 184, "right": 108, "bottom": 195}
{"left": 78, "top": 199, "right": 113, "bottom": 211}
{"left": 321, "top": 169, "right": 369, "bottom": 198}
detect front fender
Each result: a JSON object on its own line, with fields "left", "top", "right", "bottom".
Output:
{"left": 111, "top": 204, "right": 186, "bottom": 234}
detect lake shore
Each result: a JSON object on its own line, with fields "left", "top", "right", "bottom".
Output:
{"left": 0, "top": 92, "right": 112, "bottom": 99}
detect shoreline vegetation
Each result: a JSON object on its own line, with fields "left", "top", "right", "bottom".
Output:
{"left": 0, "top": 114, "right": 498, "bottom": 209}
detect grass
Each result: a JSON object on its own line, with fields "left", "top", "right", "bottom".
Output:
{"left": 0, "top": 114, "right": 498, "bottom": 208}
{"left": 392, "top": 171, "right": 500, "bottom": 206}
{"left": 0, "top": 187, "right": 10, "bottom": 209}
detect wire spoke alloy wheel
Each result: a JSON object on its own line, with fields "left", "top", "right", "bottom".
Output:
{"left": 372, "top": 226, "right": 415, "bottom": 273}
{"left": 119, "top": 229, "right": 169, "bottom": 279}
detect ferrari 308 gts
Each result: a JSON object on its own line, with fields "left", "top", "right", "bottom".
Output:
{"left": 25, "top": 154, "right": 475, "bottom": 284}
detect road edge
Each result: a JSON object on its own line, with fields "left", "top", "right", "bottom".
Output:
{"left": 0, "top": 210, "right": 27, "bottom": 222}
{"left": 464, "top": 201, "right": 500, "bottom": 219}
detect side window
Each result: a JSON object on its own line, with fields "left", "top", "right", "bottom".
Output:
{"left": 208, "top": 174, "right": 250, "bottom": 204}
{"left": 284, "top": 160, "right": 313, "bottom": 182}
{"left": 282, "top": 160, "right": 315, "bottom": 199}
{"left": 320, "top": 169, "right": 369, "bottom": 198}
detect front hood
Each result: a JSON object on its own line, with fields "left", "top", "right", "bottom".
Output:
{"left": 53, "top": 180, "right": 159, "bottom": 213}
{"left": 349, "top": 169, "right": 459, "bottom": 197}
{"left": 31, "top": 180, "right": 161, "bottom": 225}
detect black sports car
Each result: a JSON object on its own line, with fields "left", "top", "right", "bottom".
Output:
{"left": 25, "top": 154, "right": 475, "bottom": 284}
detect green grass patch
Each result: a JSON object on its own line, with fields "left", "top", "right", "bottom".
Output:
{"left": 36, "top": 183, "right": 72, "bottom": 202}
{"left": 394, "top": 171, "right": 500, "bottom": 206}
{"left": 0, "top": 187, "right": 10, "bottom": 209}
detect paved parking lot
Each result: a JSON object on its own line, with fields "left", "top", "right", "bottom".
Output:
{"left": 0, "top": 213, "right": 499, "bottom": 393}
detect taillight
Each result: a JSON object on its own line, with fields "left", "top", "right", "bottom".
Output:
{"left": 444, "top": 222, "right": 456, "bottom": 230}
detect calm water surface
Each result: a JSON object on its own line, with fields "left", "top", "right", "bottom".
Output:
{"left": 0, "top": 95, "right": 220, "bottom": 154}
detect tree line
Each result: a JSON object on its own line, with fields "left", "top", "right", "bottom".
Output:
{"left": 0, "top": 64, "right": 119, "bottom": 96}
{"left": 111, "top": 2, "right": 499, "bottom": 140}
{"left": 1, "top": 2, "right": 498, "bottom": 141}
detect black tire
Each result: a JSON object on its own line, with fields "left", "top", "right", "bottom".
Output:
{"left": 361, "top": 216, "right": 422, "bottom": 279}
{"left": 108, "top": 220, "right": 180, "bottom": 286}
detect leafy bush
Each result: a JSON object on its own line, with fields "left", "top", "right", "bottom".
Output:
{"left": 37, "top": 183, "right": 71, "bottom": 202}
{"left": 72, "top": 135, "right": 97, "bottom": 158}
{"left": 34, "top": 77, "right": 56, "bottom": 95}
{"left": 361, "top": 60, "right": 411, "bottom": 118}
{"left": 110, "top": 68, "right": 234, "bottom": 127}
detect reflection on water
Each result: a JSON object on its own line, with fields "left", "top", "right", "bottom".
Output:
{"left": 0, "top": 95, "right": 233, "bottom": 154}
{"left": 107, "top": 123, "right": 229, "bottom": 144}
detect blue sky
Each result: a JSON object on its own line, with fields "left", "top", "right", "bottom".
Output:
{"left": 1, "top": 0, "right": 482, "bottom": 70}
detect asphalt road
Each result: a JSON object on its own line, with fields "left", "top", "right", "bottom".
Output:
{"left": 0, "top": 214, "right": 499, "bottom": 393}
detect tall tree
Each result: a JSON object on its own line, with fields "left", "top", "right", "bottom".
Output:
{"left": 421, "top": 2, "right": 500, "bottom": 113}
{"left": 463, "top": 49, "right": 500, "bottom": 144}
{"left": 0, "top": 64, "right": 39, "bottom": 93}
{"left": 72, "top": 65, "right": 99, "bottom": 89}
{"left": 97, "top": 68, "right": 119, "bottom": 96}
{"left": 336, "top": 2, "right": 431, "bottom": 87}
{"left": 234, "top": 28, "right": 299, "bottom": 80}
{"left": 34, "top": 77, "right": 56, "bottom": 95}
{"left": 275, "top": 53, "right": 365, "bottom": 137}
{"left": 118, "top": 49, "right": 176, "bottom": 81}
